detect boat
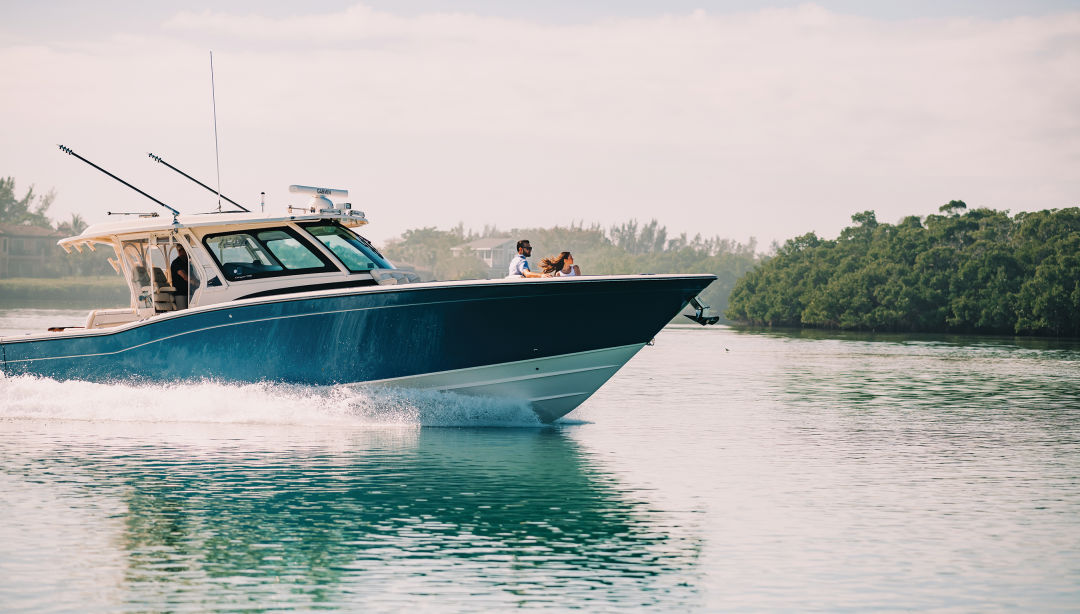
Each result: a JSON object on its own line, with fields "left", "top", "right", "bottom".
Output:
{"left": 0, "top": 149, "right": 716, "bottom": 423}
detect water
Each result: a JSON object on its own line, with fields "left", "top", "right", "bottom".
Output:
{"left": 2, "top": 308, "right": 1080, "bottom": 612}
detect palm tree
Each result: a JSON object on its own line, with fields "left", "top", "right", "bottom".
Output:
{"left": 56, "top": 213, "right": 87, "bottom": 236}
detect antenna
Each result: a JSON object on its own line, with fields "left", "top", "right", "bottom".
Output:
{"left": 58, "top": 145, "right": 180, "bottom": 222}
{"left": 289, "top": 184, "right": 348, "bottom": 212}
{"left": 147, "top": 152, "right": 249, "bottom": 212}
{"left": 210, "top": 50, "right": 223, "bottom": 213}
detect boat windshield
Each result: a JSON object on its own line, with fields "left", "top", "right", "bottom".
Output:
{"left": 301, "top": 222, "right": 392, "bottom": 272}
{"left": 203, "top": 227, "right": 335, "bottom": 281}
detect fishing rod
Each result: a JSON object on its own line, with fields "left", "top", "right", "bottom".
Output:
{"left": 147, "top": 152, "right": 249, "bottom": 212}
{"left": 58, "top": 145, "right": 180, "bottom": 222}
{"left": 106, "top": 211, "right": 160, "bottom": 217}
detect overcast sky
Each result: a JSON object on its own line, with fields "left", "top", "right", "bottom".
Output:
{"left": 2, "top": 1, "right": 1078, "bottom": 249}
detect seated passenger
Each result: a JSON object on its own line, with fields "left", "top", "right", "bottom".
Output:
{"left": 507, "top": 239, "right": 545, "bottom": 278}
{"left": 540, "top": 251, "right": 582, "bottom": 277}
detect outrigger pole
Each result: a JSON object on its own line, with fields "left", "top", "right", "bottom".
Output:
{"left": 147, "top": 152, "right": 249, "bottom": 212}
{"left": 58, "top": 145, "right": 181, "bottom": 222}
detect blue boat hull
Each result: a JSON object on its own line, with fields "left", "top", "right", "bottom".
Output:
{"left": 1, "top": 275, "right": 714, "bottom": 421}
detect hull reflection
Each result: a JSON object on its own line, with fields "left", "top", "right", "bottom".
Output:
{"left": 2, "top": 422, "right": 702, "bottom": 610}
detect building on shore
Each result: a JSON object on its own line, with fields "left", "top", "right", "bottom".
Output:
{"left": 450, "top": 237, "right": 516, "bottom": 279}
{"left": 0, "top": 224, "right": 65, "bottom": 278}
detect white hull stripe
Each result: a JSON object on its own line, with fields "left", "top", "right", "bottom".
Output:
{"left": 356, "top": 343, "right": 647, "bottom": 421}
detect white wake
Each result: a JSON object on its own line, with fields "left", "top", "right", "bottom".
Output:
{"left": 0, "top": 374, "right": 545, "bottom": 428}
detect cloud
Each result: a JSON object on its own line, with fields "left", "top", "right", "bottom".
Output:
{"left": 2, "top": 3, "right": 1078, "bottom": 247}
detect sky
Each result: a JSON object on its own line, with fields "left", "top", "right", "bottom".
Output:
{"left": 2, "top": 1, "right": 1078, "bottom": 249}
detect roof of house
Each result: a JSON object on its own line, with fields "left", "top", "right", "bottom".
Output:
{"left": 0, "top": 224, "right": 64, "bottom": 238}
{"left": 451, "top": 237, "right": 516, "bottom": 251}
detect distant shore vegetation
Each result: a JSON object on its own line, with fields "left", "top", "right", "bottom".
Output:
{"left": 726, "top": 202, "right": 1080, "bottom": 337}
{"left": 9, "top": 171, "right": 1076, "bottom": 337}
{"left": 0, "top": 276, "right": 128, "bottom": 306}
{"left": 382, "top": 220, "right": 762, "bottom": 319}
{"left": 1, "top": 176, "right": 114, "bottom": 278}
{"left": 3, "top": 174, "right": 762, "bottom": 315}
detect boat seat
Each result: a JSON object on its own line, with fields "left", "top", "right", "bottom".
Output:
{"left": 85, "top": 308, "right": 140, "bottom": 329}
{"left": 370, "top": 268, "right": 421, "bottom": 285}
{"left": 154, "top": 290, "right": 176, "bottom": 310}
{"left": 152, "top": 267, "right": 171, "bottom": 286}
{"left": 139, "top": 268, "right": 179, "bottom": 311}
{"left": 131, "top": 265, "right": 150, "bottom": 287}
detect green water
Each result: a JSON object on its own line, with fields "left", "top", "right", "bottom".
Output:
{"left": 2, "top": 312, "right": 1079, "bottom": 612}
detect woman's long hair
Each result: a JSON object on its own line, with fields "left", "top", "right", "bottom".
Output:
{"left": 540, "top": 251, "right": 572, "bottom": 275}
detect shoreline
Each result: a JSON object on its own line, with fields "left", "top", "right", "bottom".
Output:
{"left": 0, "top": 276, "right": 129, "bottom": 308}
{"left": 724, "top": 322, "right": 1080, "bottom": 343}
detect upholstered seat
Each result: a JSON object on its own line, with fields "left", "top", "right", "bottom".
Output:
{"left": 150, "top": 267, "right": 179, "bottom": 311}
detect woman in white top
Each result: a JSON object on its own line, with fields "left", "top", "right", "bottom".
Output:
{"left": 540, "top": 251, "right": 582, "bottom": 277}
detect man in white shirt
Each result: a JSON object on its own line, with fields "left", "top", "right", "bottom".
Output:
{"left": 508, "top": 239, "right": 545, "bottom": 277}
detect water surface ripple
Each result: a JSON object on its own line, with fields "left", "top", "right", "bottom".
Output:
{"left": 2, "top": 309, "right": 1079, "bottom": 612}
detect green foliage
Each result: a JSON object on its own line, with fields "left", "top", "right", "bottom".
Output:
{"left": 0, "top": 177, "right": 54, "bottom": 227}
{"left": 0, "top": 276, "right": 128, "bottom": 305}
{"left": 1, "top": 177, "right": 117, "bottom": 278}
{"left": 382, "top": 223, "right": 486, "bottom": 280}
{"left": 726, "top": 205, "right": 1080, "bottom": 337}
{"left": 939, "top": 199, "right": 968, "bottom": 215}
{"left": 55, "top": 213, "right": 88, "bottom": 236}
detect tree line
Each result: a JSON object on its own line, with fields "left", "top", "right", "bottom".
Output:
{"left": 24, "top": 169, "right": 1071, "bottom": 338}
{"left": 725, "top": 202, "right": 1080, "bottom": 337}
{"left": 1, "top": 176, "right": 110, "bottom": 277}
{"left": 3, "top": 174, "right": 761, "bottom": 317}
{"left": 382, "top": 220, "right": 761, "bottom": 318}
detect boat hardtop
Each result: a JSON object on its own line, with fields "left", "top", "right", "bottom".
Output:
{"left": 61, "top": 208, "right": 367, "bottom": 247}
{"left": 51, "top": 189, "right": 417, "bottom": 330}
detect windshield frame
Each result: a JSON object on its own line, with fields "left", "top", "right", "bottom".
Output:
{"left": 202, "top": 226, "right": 337, "bottom": 282}
{"left": 299, "top": 221, "right": 393, "bottom": 273}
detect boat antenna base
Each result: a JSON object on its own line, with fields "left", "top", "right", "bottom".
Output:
{"left": 684, "top": 296, "right": 720, "bottom": 326}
